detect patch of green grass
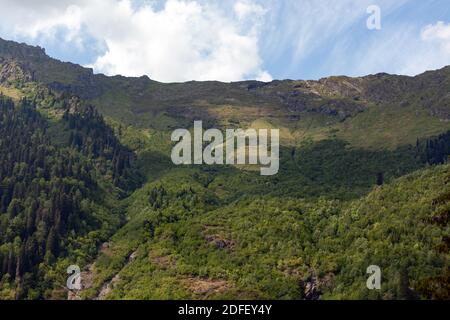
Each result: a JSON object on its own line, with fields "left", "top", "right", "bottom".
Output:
{"left": 335, "top": 103, "right": 450, "bottom": 149}
{"left": 0, "top": 85, "right": 22, "bottom": 100}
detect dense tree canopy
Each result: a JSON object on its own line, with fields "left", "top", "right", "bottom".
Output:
{"left": 0, "top": 95, "right": 140, "bottom": 298}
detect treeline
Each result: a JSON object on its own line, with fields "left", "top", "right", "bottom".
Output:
{"left": 0, "top": 95, "right": 140, "bottom": 298}
{"left": 417, "top": 130, "right": 450, "bottom": 165}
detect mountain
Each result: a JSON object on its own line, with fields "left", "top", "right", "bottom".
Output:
{"left": 0, "top": 37, "right": 448, "bottom": 300}
{"left": 2, "top": 37, "right": 450, "bottom": 147}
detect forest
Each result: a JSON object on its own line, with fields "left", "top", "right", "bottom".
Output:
{"left": 0, "top": 95, "right": 140, "bottom": 298}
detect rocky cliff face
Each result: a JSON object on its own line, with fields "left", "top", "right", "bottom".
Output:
{"left": 0, "top": 58, "right": 33, "bottom": 83}
{"left": 0, "top": 37, "right": 103, "bottom": 99}
{"left": 0, "top": 38, "right": 47, "bottom": 61}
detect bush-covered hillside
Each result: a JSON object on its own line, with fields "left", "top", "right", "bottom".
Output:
{"left": 77, "top": 164, "right": 449, "bottom": 300}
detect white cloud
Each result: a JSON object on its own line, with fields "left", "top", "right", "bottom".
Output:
{"left": 233, "top": 1, "right": 265, "bottom": 21}
{"left": 422, "top": 21, "right": 450, "bottom": 53}
{"left": 0, "top": 0, "right": 449, "bottom": 81}
{"left": 0, "top": 1, "right": 81, "bottom": 50}
{"left": 0, "top": 0, "right": 271, "bottom": 82}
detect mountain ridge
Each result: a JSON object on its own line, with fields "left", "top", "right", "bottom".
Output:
{"left": 2, "top": 37, "right": 450, "bottom": 152}
{"left": 2, "top": 36, "right": 450, "bottom": 84}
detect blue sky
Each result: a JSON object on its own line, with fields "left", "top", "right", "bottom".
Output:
{"left": 0, "top": 0, "right": 449, "bottom": 82}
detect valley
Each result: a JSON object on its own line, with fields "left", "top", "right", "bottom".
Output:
{"left": 0, "top": 37, "right": 448, "bottom": 300}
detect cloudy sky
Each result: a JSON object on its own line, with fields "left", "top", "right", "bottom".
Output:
{"left": 0, "top": 0, "right": 449, "bottom": 82}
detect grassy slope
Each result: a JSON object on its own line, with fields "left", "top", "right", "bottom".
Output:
{"left": 335, "top": 103, "right": 450, "bottom": 149}
{"left": 0, "top": 85, "right": 23, "bottom": 100}
{"left": 90, "top": 80, "right": 450, "bottom": 151}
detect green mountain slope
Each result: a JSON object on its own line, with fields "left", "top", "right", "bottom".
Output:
{"left": 0, "top": 95, "right": 140, "bottom": 299}
{"left": 75, "top": 164, "right": 449, "bottom": 300}
{"left": 0, "top": 38, "right": 449, "bottom": 300}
